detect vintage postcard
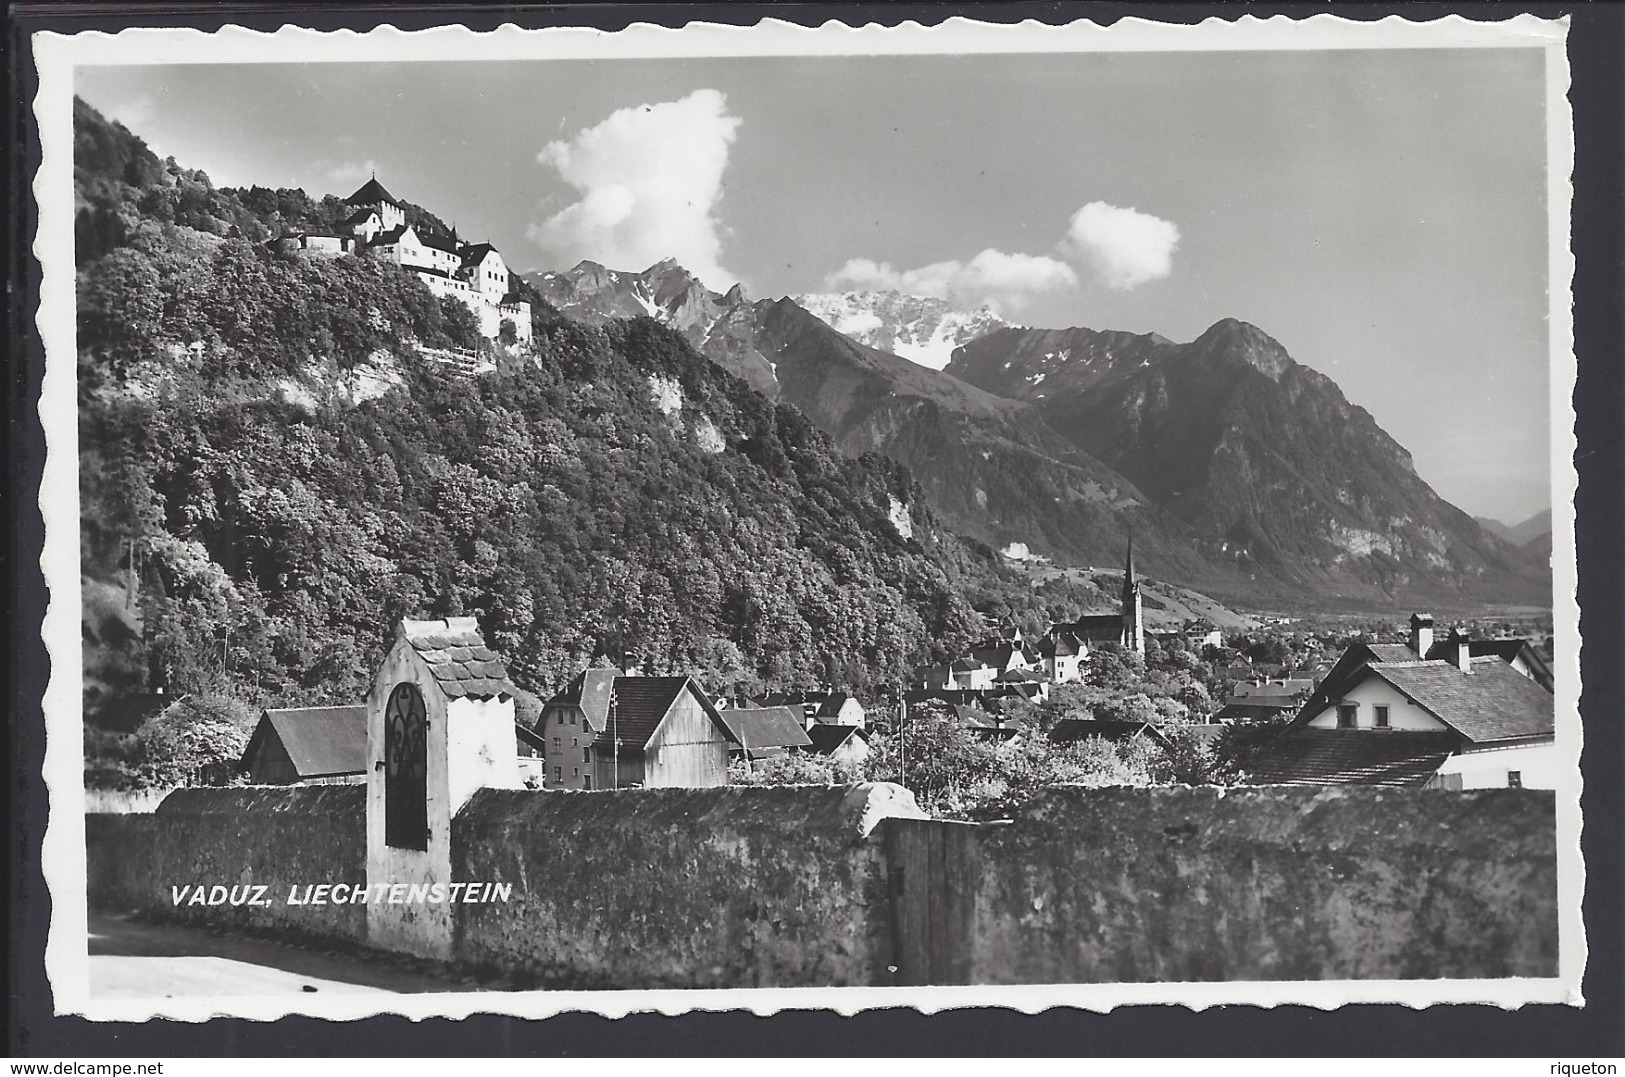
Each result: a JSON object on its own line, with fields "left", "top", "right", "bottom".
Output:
{"left": 32, "top": 12, "right": 1580, "bottom": 1022}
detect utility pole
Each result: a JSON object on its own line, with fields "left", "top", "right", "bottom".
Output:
{"left": 899, "top": 696, "right": 907, "bottom": 789}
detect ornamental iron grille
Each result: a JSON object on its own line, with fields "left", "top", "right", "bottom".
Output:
{"left": 384, "top": 681, "right": 429, "bottom": 850}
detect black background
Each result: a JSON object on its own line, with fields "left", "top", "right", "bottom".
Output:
{"left": 7, "top": 0, "right": 1622, "bottom": 1057}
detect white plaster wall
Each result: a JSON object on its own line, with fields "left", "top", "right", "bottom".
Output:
{"left": 365, "top": 640, "right": 453, "bottom": 958}
{"left": 1306, "top": 675, "right": 1448, "bottom": 731}
{"left": 1436, "top": 740, "right": 1559, "bottom": 790}
{"left": 445, "top": 695, "right": 522, "bottom": 812}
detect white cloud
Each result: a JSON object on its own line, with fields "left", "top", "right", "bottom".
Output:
{"left": 108, "top": 94, "right": 155, "bottom": 132}
{"left": 528, "top": 89, "right": 743, "bottom": 292}
{"left": 824, "top": 249, "right": 1077, "bottom": 315}
{"left": 326, "top": 159, "right": 381, "bottom": 186}
{"left": 1062, "top": 201, "right": 1180, "bottom": 290}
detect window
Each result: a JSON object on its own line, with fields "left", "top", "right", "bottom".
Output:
{"left": 1374, "top": 705, "right": 1390, "bottom": 729}
{"left": 572, "top": 767, "right": 579, "bottom": 778}
{"left": 552, "top": 736, "right": 561, "bottom": 751}
{"left": 582, "top": 747, "right": 590, "bottom": 763}
{"left": 553, "top": 766, "right": 562, "bottom": 782}
{"left": 1336, "top": 704, "right": 1357, "bottom": 729}
{"left": 1508, "top": 771, "right": 1523, "bottom": 788}
{"left": 582, "top": 775, "right": 593, "bottom": 790}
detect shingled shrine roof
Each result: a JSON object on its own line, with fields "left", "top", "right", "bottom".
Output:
{"left": 399, "top": 617, "right": 515, "bottom": 700}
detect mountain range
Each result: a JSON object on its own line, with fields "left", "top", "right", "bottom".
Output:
{"left": 522, "top": 260, "right": 1549, "bottom": 608}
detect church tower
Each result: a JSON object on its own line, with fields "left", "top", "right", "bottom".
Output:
{"left": 1121, "top": 536, "right": 1144, "bottom": 655}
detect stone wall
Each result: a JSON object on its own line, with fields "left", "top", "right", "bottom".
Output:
{"left": 87, "top": 785, "right": 368, "bottom": 943}
{"left": 449, "top": 785, "right": 897, "bottom": 989}
{"left": 83, "top": 783, "right": 1558, "bottom": 988}
{"left": 920, "top": 786, "right": 1557, "bottom": 985}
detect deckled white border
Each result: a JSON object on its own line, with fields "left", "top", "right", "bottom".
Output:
{"left": 33, "top": 12, "right": 1581, "bottom": 1023}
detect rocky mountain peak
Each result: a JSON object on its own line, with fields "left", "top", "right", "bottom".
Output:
{"left": 1190, "top": 317, "right": 1296, "bottom": 381}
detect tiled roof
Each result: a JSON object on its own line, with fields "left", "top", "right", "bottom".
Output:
{"left": 368, "top": 224, "right": 409, "bottom": 247}
{"left": 586, "top": 676, "right": 735, "bottom": 752}
{"left": 249, "top": 706, "right": 367, "bottom": 779}
{"left": 1366, "top": 643, "right": 1422, "bottom": 663}
{"left": 400, "top": 617, "right": 516, "bottom": 700}
{"left": 341, "top": 208, "right": 378, "bottom": 226}
{"left": 805, "top": 724, "right": 869, "bottom": 755}
{"left": 1038, "top": 631, "right": 1083, "bottom": 658}
{"left": 514, "top": 722, "right": 547, "bottom": 754}
{"left": 1246, "top": 728, "right": 1460, "bottom": 786}
{"left": 1063, "top": 614, "right": 1126, "bottom": 643}
{"left": 1424, "top": 637, "right": 1554, "bottom": 689}
{"left": 545, "top": 667, "right": 617, "bottom": 729}
{"left": 813, "top": 692, "right": 860, "bottom": 719}
{"left": 418, "top": 230, "right": 460, "bottom": 253}
{"left": 460, "top": 242, "right": 499, "bottom": 267}
{"left": 348, "top": 177, "right": 400, "bottom": 206}
{"left": 719, "top": 707, "right": 812, "bottom": 752}
{"left": 1368, "top": 657, "right": 1554, "bottom": 744}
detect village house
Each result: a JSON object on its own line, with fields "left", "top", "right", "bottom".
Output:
{"left": 240, "top": 705, "right": 367, "bottom": 785}
{"left": 1036, "top": 630, "right": 1086, "bottom": 684}
{"left": 1048, "top": 717, "right": 1171, "bottom": 749}
{"left": 1249, "top": 614, "right": 1556, "bottom": 788}
{"left": 537, "top": 670, "right": 739, "bottom": 789}
{"left": 752, "top": 689, "right": 868, "bottom": 730}
{"left": 804, "top": 724, "right": 872, "bottom": 766}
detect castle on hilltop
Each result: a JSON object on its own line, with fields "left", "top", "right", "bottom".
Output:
{"left": 273, "top": 177, "right": 532, "bottom": 345}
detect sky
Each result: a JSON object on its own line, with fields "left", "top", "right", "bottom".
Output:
{"left": 76, "top": 48, "right": 1554, "bottom": 524}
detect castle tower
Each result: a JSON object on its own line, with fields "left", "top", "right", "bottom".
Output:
{"left": 1121, "top": 537, "right": 1144, "bottom": 655}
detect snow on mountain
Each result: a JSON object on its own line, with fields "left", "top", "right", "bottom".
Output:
{"left": 789, "top": 291, "right": 1008, "bottom": 370}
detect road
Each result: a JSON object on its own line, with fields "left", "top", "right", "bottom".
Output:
{"left": 88, "top": 913, "right": 481, "bottom": 997}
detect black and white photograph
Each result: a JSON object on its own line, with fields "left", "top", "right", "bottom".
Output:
{"left": 31, "top": 12, "right": 1581, "bottom": 1021}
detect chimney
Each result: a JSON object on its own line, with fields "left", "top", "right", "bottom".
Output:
{"left": 1447, "top": 627, "right": 1472, "bottom": 674}
{"left": 1409, "top": 612, "right": 1434, "bottom": 657}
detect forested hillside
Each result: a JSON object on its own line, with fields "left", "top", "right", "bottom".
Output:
{"left": 74, "top": 98, "right": 1108, "bottom": 783}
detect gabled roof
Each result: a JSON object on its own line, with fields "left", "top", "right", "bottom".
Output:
{"left": 341, "top": 207, "right": 379, "bottom": 226}
{"left": 1246, "top": 728, "right": 1460, "bottom": 786}
{"left": 585, "top": 675, "right": 737, "bottom": 752}
{"left": 1061, "top": 614, "right": 1126, "bottom": 643}
{"left": 418, "top": 230, "right": 461, "bottom": 254}
{"left": 544, "top": 667, "right": 618, "bottom": 729}
{"left": 805, "top": 724, "right": 869, "bottom": 755}
{"left": 813, "top": 692, "right": 862, "bottom": 719}
{"left": 399, "top": 617, "right": 515, "bottom": 700}
{"left": 514, "top": 723, "right": 547, "bottom": 753}
{"left": 247, "top": 706, "right": 367, "bottom": 779}
{"left": 368, "top": 224, "right": 411, "bottom": 248}
{"left": 719, "top": 707, "right": 812, "bottom": 752}
{"left": 1365, "top": 657, "right": 1554, "bottom": 744}
{"left": 348, "top": 177, "right": 401, "bottom": 207}
{"left": 460, "top": 242, "right": 501, "bottom": 267}
{"left": 1038, "top": 631, "right": 1083, "bottom": 658}
{"left": 1424, "top": 638, "right": 1554, "bottom": 690}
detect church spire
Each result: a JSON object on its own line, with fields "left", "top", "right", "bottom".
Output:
{"left": 1121, "top": 533, "right": 1144, "bottom": 655}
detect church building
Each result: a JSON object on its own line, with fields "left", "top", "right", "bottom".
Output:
{"left": 1046, "top": 540, "right": 1146, "bottom": 657}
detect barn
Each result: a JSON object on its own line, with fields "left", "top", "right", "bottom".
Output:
{"left": 240, "top": 705, "right": 367, "bottom": 784}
